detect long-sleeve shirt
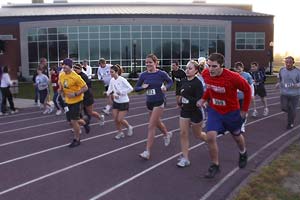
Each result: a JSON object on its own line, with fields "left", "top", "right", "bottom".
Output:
{"left": 83, "top": 65, "right": 92, "bottom": 79}
{"left": 97, "top": 64, "right": 111, "bottom": 86}
{"left": 202, "top": 68, "right": 251, "bottom": 114}
{"left": 251, "top": 69, "right": 266, "bottom": 85}
{"left": 237, "top": 72, "right": 253, "bottom": 100}
{"left": 278, "top": 67, "right": 300, "bottom": 96}
{"left": 180, "top": 77, "right": 203, "bottom": 111}
{"left": 135, "top": 70, "right": 173, "bottom": 102}
{"left": 107, "top": 76, "right": 133, "bottom": 103}
{"left": 0, "top": 73, "right": 12, "bottom": 88}
{"left": 171, "top": 69, "right": 186, "bottom": 89}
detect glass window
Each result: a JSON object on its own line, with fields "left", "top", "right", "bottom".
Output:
{"left": 28, "top": 36, "right": 37, "bottom": 42}
{"left": 142, "top": 32, "right": 151, "bottom": 38}
{"left": 209, "top": 32, "right": 217, "bottom": 40}
{"left": 111, "top": 25, "right": 120, "bottom": 32}
{"left": 162, "top": 25, "right": 171, "bottom": 32}
{"left": 79, "top": 40, "right": 89, "bottom": 60}
{"left": 200, "top": 40, "right": 208, "bottom": 56}
{"left": 57, "top": 27, "right": 67, "bottom": 34}
{"left": 132, "top": 25, "right": 141, "bottom": 32}
{"left": 142, "top": 25, "right": 151, "bottom": 31}
{"left": 191, "top": 26, "right": 199, "bottom": 32}
{"left": 172, "top": 26, "right": 180, "bottom": 32}
{"left": 89, "top": 33, "right": 99, "bottom": 40}
{"left": 121, "top": 40, "right": 131, "bottom": 65}
{"left": 58, "top": 34, "right": 68, "bottom": 41}
{"left": 191, "top": 32, "right": 199, "bottom": 39}
{"left": 100, "top": 32, "right": 109, "bottom": 39}
{"left": 132, "top": 32, "right": 141, "bottom": 38}
{"left": 152, "top": 25, "right": 161, "bottom": 32}
{"left": 181, "top": 39, "right": 190, "bottom": 59}
{"left": 191, "top": 39, "right": 199, "bottom": 58}
{"left": 162, "top": 32, "right": 171, "bottom": 39}
{"left": 111, "top": 40, "right": 120, "bottom": 60}
{"left": 68, "top": 40, "right": 79, "bottom": 60}
{"left": 79, "top": 26, "right": 88, "bottom": 33}
{"left": 48, "top": 35, "right": 57, "bottom": 41}
{"left": 49, "top": 41, "right": 58, "bottom": 61}
{"left": 142, "top": 39, "right": 151, "bottom": 58}
{"left": 172, "top": 39, "right": 180, "bottom": 59}
{"left": 121, "top": 32, "right": 130, "bottom": 39}
{"left": 111, "top": 32, "right": 120, "bottom": 39}
{"left": 90, "top": 40, "right": 99, "bottom": 60}
{"left": 100, "top": 40, "right": 110, "bottom": 59}
{"left": 209, "top": 40, "right": 216, "bottom": 55}
{"left": 38, "top": 42, "right": 48, "bottom": 59}
{"left": 217, "top": 40, "right": 225, "bottom": 56}
{"left": 38, "top": 35, "right": 47, "bottom": 41}
{"left": 200, "top": 32, "right": 208, "bottom": 39}
{"left": 199, "top": 26, "right": 208, "bottom": 32}
{"left": 182, "top": 26, "right": 190, "bottom": 32}
{"left": 48, "top": 28, "right": 57, "bottom": 34}
{"left": 152, "top": 39, "right": 161, "bottom": 58}
{"left": 59, "top": 41, "right": 68, "bottom": 60}
{"left": 28, "top": 28, "right": 37, "bottom": 36}
{"left": 162, "top": 39, "right": 171, "bottom": 59}
{"left": 121, "top": 25, "right": 130, "bottom": 32}
{"left": 28, "top": 42, "right": 38, "bottom": 62}
{"left": 38, "top": 28, "right": 47, "bottom": 35}
{"left": 100, "top": 25, "right": 109, "bottom": 32}
{"left": 79, "top": 33, "right": 89, "bottom": 40}
{"left": 68, "top": 33, "right": 78, "bottom": 40}
{"left": 68, "top": 26, "right": 78, "bottom": 33}
{"left": 209, "top": 26, "right": 217, "bottom": 32}
{"left": 235, "top": 32, "right": 265, "bottom": 50}
{"left": 182, "top": 32, "right": 190, "bottom": 39}
{"left": 89, "top": 26, "right": 99, "bottom": 33}
{"left": 152, "top": 32, "right": 161, "bottom": 38}
{"left": 172, "top": 32, "right": 180, "bottom": 38}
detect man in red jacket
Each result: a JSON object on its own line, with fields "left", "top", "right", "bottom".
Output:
{"left": 198, "top": 53, "right": 252, "bottom": 178}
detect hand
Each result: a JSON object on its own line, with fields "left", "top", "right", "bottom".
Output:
{"left": 161, "top": 85, "right": 167, "bottom": 92}
{"left": 66, "top": 92, "right": 76, "bottom": 98}
{"left": 196, "top": 99, "right": 206, "bottom": 108}
{"left": 142, "top": 83, "right": 149, "bottom": 89}
{"left": 240, "top": 111, "right": 247, "bottom": 119}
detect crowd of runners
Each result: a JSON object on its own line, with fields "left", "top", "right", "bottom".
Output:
{"left": 1, "top": 53, "right": 300, "bottom": 179}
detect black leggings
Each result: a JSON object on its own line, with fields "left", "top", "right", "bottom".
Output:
{"left": 1, "top": 87, "right": 16, "bottom": 113}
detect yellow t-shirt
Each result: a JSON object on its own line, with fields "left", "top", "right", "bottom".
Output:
{"left": 59, "top": 71, "right": 86, "bottom": 104}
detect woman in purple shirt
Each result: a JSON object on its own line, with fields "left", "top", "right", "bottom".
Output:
{"left": 135, "top": 54, "right": 173, "bottom": 160}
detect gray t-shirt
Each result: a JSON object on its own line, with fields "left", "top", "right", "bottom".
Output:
{"left": 279, "top": 67, "right": 300, "bottom": 96}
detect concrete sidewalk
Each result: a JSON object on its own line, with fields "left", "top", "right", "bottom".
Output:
{"left": 13, "top": 98, "right": 36, "bottom": 109}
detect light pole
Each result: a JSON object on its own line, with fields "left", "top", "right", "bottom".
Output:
{"left": 268, "top": 41, "right": 274, "bottom": 75}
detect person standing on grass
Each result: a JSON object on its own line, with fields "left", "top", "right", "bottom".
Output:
{"left": 177, "top": 60, "right": 206, "bottom": 168}
{"left": 58, "top": 58, "right": 89, "bottom": 148}
{"left": 276, "top": 56, "right": 300, "bottom": 129}
{"left": 1, "top": 66, "right": 18, "bottom": 115}
{"left": 135, "top": 54, "right": 173, "bottom": 160}
{"left": 250, "top": 61, "right": 269, "bottom": 117}
{"left": 106, "top": 64, "right": 134, "bottom": 139}
{"left": 73, "top": 63, "right": 105, "bottom": 126}
{"left": 97, "top": 58, "right": 112, "bottom": 115}
{"left": 197, "top": 53, "right": 251, "bottom": 178}
{"left": 171, "top": 60, "right": 186, "bottom": 106}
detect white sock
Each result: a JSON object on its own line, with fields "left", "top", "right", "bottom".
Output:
{"left": 240, "top": 149, "right": 246, "bottom": 154}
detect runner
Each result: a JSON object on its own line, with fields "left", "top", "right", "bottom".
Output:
{"left": 73, "top": 63, "right": 105, "bottom": 127}
{"left": 36, "top": 67, "right": 53, "bottom": 114}
{"left": 135, "top": 54, "right": 173, "bottom": 160}
{"left": 97, "top": 58, "right": 112, "bottom": 115}
{"left": 58, "top": 58, "right": 89, "bottom": 148}
{"left": 250, "top": 61, "right": 269, "bottom": 117}
{"left": 177, "top": 60, "right": 206, "bottom": 167}
{"left": 197, "top": 53, "right": 251, "bottom": 178}
{"left": 276, "top": 56, "right": 300, "bottom": 129}
{"left": 50, "top": 66, "right": 64, "bottom": 115}
{"left": 106, "top": 64, "right": 133, "bottom": 139}
{"left": 234, "top": 61, "right": 254, "bottom": 133}
{"left": 171, "top": 60, "right": 186, "bottom": 106}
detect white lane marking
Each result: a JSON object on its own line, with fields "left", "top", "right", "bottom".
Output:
{"left": 0, "top": 101, "right": 178, "bottom": 135}
{"left": 0, "top": 115, "right": 179, "bottom": 166}
{"left": 199, "top": 125, "right": 300, "bottom": 200}
{"left": 88, "top": 110, "right": 287, "bottom": 199}
{"left": 0, "top": 127, "right": 180, "bottom": 196}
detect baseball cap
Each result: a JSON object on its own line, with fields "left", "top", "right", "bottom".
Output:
{"left": 63, "top": 58, "right": 73, "bottom": 67}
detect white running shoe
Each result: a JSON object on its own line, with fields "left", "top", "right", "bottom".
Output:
{"left": 102, "top": 108, "right": 110, "bottom": 115}
{"left": 47, "top": 107, "right": 54, "bottom": 114}
{"left": 64, "top": 106, "right": 69, "bottom": 113}
{"left": 99, "top": 114, "right": 105, "bottom": 126}
{"left": 56, "top": 110, "right": 62, "bottom": 115}
{"left": 42, "top": 109, "right": 49, "bottom": 114}
{"left": 139, "top": 151, "right": 150, "bottom": 160}
{"left": 163, "top": 132, "right": 173, "bottom": 146}
{"left": 241, "top": 123, "right": 246, "bottom": 133}
{"left": 127, "top": 125, "right": 133, "bottom": 136}
{"left": 252, "top": 110, "right": 258, "bottom": 117}
{"left": 177, "top": 157, "right": 191, "bottom": 168}
{"left": 263, "top": 108, "right": 269, "bottom": 116}
{"left": 115, "top": 132, "right": 125, "bottom": 140}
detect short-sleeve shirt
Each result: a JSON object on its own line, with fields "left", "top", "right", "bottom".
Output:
{"left": 59, "top": 71, "right": 86, "bottom": 104}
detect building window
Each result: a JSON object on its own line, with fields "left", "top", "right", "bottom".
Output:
{"left": 235, "top": 32, "right": 265, "bottom": 50}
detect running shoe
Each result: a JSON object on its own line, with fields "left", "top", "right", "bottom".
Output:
{"left": 47, "top": 106, "right": 54, "bottom": 114}
{"left": 239, "top": 151, "right": 248, "bottom": 168}
{"left": 10, "top": 110, "right": 18, "bottom": 114}
{"left": 69, "top": 139, "right": 80, "bottom": 148}
{"left": 42, "top": 109, "right": 49, "bottom": 114}
{"left": 177, "top": 157, "right": 191, "bottom": 168}
{"left": 240, "top": 123, "right": 246, "bottom": 133}
{"left": 139, "top": 151, "right": 150, "bottom": 160}
{"left": 102, "top": 108, "right": 110, "bottom": 115}
{"left": 99, "top": 114, "right": 105, "bottom": 126}
{"left": 263, "top": 108, "right": 269, "bottom": 116}
{"left": 64, "top": 106, "right": 69, "bottom": 113}
{"left": 204, "top": 163, "right": 220, "bottom": 179}
{"left": 252, "top": 110, "right": 258, "bottom": 117}
{"left": 286, "top": 123, "right": 294, "bottom": 130}
{"left": 115, "top": 132, "right": 125, "bottom": 139}
{"left": 127, "top": 126, "right": 133, "bottom": 136}
{"left": 163, "top": 132, "right": 173, "bottom": 146}
{"left": 56, "top": 110, "right": 62, "bottom": 116}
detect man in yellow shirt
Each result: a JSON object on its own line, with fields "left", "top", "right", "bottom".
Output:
{"left": 58, "top": 58, "right": 88, "bottom": 147}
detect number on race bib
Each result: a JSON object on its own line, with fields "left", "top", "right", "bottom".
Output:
{"left": 212, "top": 98, "right": 226, "bottom": 106}
{"left": 146, "top": 89, "right": 156, "bottom": 95}
{"left": 181, "top": 97, "right": 189, "bottom": 104}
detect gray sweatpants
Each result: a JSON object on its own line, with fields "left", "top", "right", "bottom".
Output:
{"left": 280, "top": 95, "right": 300, "bottom": 125}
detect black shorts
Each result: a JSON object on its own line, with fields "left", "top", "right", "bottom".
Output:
{"left": 146, "top": 100, "right": 164, "bottom": 111}
{"left": 66, "top": 101, "right": 83, "bottom": 121}
{"left": 254, "top": 84, "right": 267, "bottom": 97}
{"left": 39, "top": 89, "right": 49, "bottom": 104}
{"left": 175, "top": 87, "right": 181, "bottom": 96}
{"left": 180, "top": 109, "right": 203, "bottom": 123}
{"left": 112, "top": 101, "right": 129, "bottom": 111}
{"left": 83, "top": 93, "right": 94, "bottom": 107}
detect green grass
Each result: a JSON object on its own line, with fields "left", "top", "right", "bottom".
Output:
{"left": 233, "top": 142, "right": 300, "bottom": 200}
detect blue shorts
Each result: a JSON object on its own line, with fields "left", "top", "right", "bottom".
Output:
{"left": 206, "top": 107, "right": 244, "bottom": 136}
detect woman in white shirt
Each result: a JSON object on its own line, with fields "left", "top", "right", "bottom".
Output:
{"left": 0, "top": 66, "right": 17, "bottom": 114}
{"left": 106, "top": 64, "right": 133, "bottom": 139}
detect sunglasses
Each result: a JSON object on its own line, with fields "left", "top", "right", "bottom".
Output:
{"left": 207, "top": 64, "right": 219, "bottom": 68}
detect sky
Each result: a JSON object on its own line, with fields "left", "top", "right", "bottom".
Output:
{"left": 1, "top": 0, "right": 298, "bottom": 56}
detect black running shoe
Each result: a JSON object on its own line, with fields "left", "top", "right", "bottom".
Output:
{"left": 69, "top": 139, "right": 80, "bottom": 148}
{"left": 239, "top": 151, "right": 248, "bottom": 168}
{"left": 204, "top": 163, "right": 220, "bottom": 179}
{"left": 83, "top": 117, "right": 90, "bottom": 134}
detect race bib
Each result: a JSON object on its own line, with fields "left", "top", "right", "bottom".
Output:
{"left": 146, "top": 89, "right": 156, "bottom": 96}
{"left": 174, "top": 77, "right": 180, "bottom": 82}
{"left": 212, "top": 98, "right": 226, "bottom": 106}
{"left": 181, "top": 97, "right": 189, "bottom": 104}
{"left": 52, "top": 83, "right": 57, "bottom": 87}
{"left": 285, "top": 83, "right": 294, "bottom": 88}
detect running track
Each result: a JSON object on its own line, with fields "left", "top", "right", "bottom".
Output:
{"left": 0, "top": 85, "right": 299, "bottom": 200}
